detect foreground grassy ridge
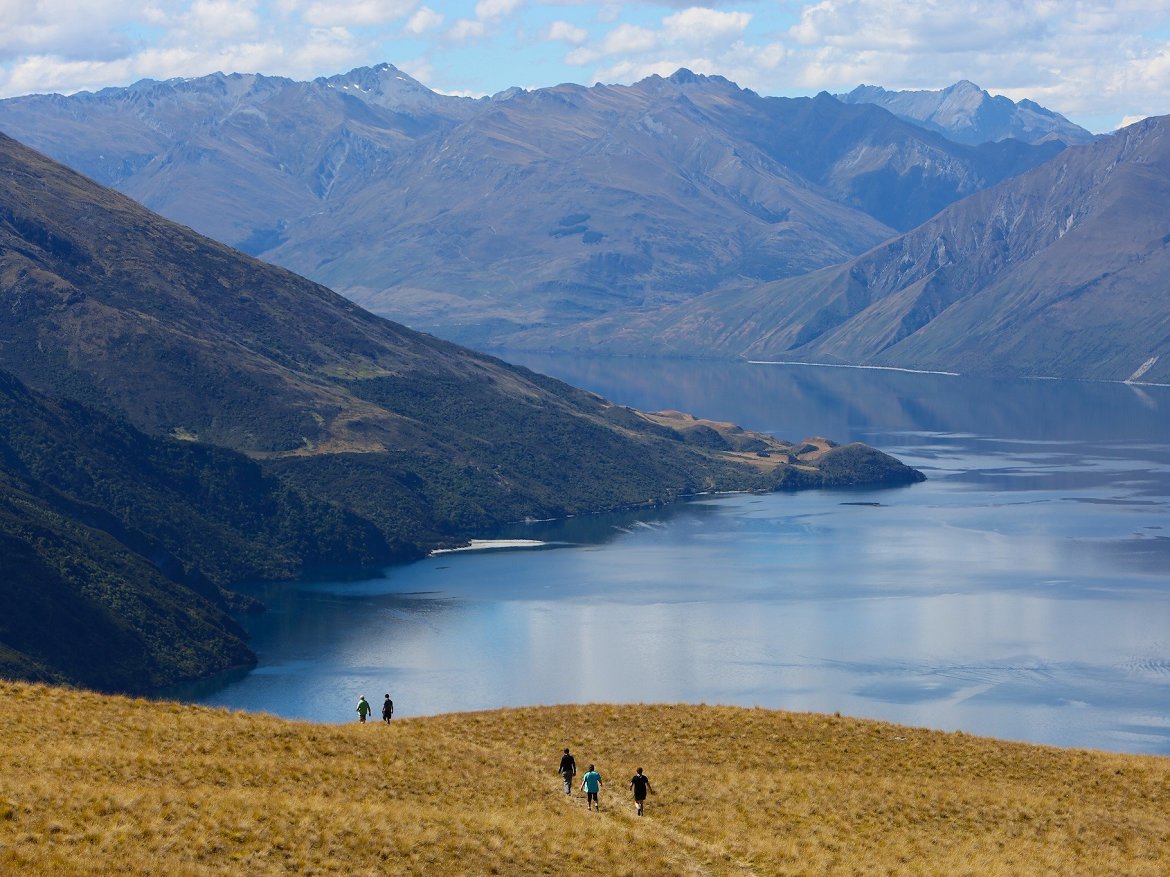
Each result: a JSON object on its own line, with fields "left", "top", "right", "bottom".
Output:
{"left": 2, "top": 682, "right": 1169, "bottom": 876}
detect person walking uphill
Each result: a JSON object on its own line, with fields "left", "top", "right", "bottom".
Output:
{"left": 382, "top": 694, "right": 393, "bottom": 723}
{"left": 558, "top": 748, "right": 577, "bottom": 795}
{"left": 629, "top": 767, "right": 653, "bottom": 816}
{"left": 356, "top": 695, "right": 372, "bottom": 723}
{"left": 581, "top": 764, "right": 603, "bottom": 811}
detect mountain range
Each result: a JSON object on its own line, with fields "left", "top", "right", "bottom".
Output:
{"left": 553, "top": 115, "right": 1170, "bottom": 384}
{"left": 836, "top": 81, "right": 1095, "bottom": 147}
{"left": 0, "top": 131, "right": 923, "bottom": 690}
{"left": 0, "top": 65, "right": 1069, "bottom": 350}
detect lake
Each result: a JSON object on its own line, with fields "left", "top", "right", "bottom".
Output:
{"left": 173, "top": 357, "right": 1170, "bottom": 754}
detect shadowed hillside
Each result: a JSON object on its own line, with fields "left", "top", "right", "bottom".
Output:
{"left": 0, "top": 130, "right": 920, "bottom": 507}
{"left": 2, "top": 681, "right": 1169, "bottom": 876}
{"left": 0, "top": 368, "right": 395, "bottom": 691}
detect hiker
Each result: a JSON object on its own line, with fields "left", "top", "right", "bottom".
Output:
{"left": 580, "top": 764, "right": 603, "bottom": 811}
{"left": 356, "top": 695, "right": 372, "bottom": 723}
{"left": 558, "top": 747, "right": 577, "bottom": 794}
{"left": 629, "top": 767, "right": 653, "bottom": 816}
{"left": 382, "top": 694, "right": 394, "bottom": 723}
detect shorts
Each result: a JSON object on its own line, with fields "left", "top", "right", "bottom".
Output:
{"left": 587, "top": 791, "right": 598, "bottom": 804}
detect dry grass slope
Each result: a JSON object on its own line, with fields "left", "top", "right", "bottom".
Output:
{"left": 1, "top": 681, "right": 1168, "bottom": 875}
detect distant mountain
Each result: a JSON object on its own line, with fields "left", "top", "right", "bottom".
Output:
{"left": 559, "top": 116, "right": 1170, "bottom": 384}
{"left": 837, "top": 81, "right": 1096, "bottom": 146}
{"left": 0, "top": 132, "right": 925, "bottom": 689}
{"left": 0, "top": 65, "right": 1063, "bottom": 348}
{"left": 0, "top": 63, "right": 479, "bottom": 255}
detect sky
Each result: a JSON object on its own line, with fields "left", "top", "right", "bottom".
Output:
{"left": 3, "top": 1, "right": 1170, "bottom": 133}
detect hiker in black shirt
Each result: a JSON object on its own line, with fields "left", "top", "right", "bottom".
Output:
{"left": 629, "top": 767, "right": 653, "bottom": 816}
{"left": 558, "top": 748, "right": 577, "bottom": 794}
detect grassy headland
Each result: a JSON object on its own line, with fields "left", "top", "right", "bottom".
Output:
{"left": 2, "top": 681, "right": 1168, "bottom": 875}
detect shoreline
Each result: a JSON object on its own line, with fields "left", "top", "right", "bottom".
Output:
{"left": 747, "top": 357, "right": 1170, "bottom": 388}
{"left": 747, "top": 359, "right": 961, "bottom": 376}
{"left": 429, "top": 538, "right": 549, "bottom": 555}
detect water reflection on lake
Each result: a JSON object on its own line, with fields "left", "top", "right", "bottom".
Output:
{"left": 174, "top": 359, "right": 1170, "bottom": 754}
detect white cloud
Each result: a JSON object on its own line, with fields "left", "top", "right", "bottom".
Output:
{"left": 1, "top": 55, "right": 134, "bottom": 96}
{"left": 662, "top": 8, "right": 752, "bottom": 45}
{"left": 565, "top": 45, "right": 601, "bottom": 65}
{"left": 302, "top": 0, "right": 415, "bottom": 28}
{"left": 597, "top": 3, "right": 622, "bottom": 24}
{"left": 566, "top": 21, "right": 656, "bottom": 64}
{"left": 1117, "top": 114, "right": 1150, "bottom": 128}
{"left": 446, "top": 18, "right": 487, "bottom": 43}
{"left": 545, "top": 20, "right": 589, "bottom": 45}
{"left": 789, "top": 0, "right": 1050, "bottom": 52}
{"left": 0, "top": 0, "right": 134, "bottom": 61}
{"left": 440, "top": 0, "right": 521, "bottom": 45}
{"left": 405, "top": 6, "right": 443, "bottom": 35}
{"left": 475, "top": 0, "right": 523, "bottom": 21}
{"left": 601, "top": 23, "right": 658, "bottom": 55}
{"left": 184, "top": 0, "right": 262, "bottom": 41}
{"left": 287, "top": 27, "right": 368, "bottom": 70}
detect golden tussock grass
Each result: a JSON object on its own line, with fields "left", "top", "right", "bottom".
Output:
{"left": 1, "top": 681, "right": 1169, "bottom": 875}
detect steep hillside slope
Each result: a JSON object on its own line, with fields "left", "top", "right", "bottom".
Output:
{"left": 0, "top": 368, "right": 398, "bottom": 691}
{"left": 0, "top": 486, "right": 251, "bottom": 691}
{"left": 0, "top": 66, "right": 1063, "bottom": 348}
{"left": 838, "top": 81, "right": 1096, "bottom": 146}
{"left": 0, "top": 131, "right": 922, "bottom": 525}
{"left": 566, "top": 116, "right": 1170, "bottom": 383}
{"left": 0, "top": 375, "right": 251, "bottom": 690}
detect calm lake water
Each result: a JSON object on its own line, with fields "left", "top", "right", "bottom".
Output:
{"left": 174, "top": 358, "right": 1170, "bottom": 754}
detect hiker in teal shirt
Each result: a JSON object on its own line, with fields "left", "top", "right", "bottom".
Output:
{"left": 580, "top": 764, "right": 603, "bottom": 811}
{"left": 356, "top": 695, "right": 372, "bottom": 723}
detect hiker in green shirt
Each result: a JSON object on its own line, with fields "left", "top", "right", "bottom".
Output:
{"left": 356, "top": 695, "right": 372, "bottom": 723}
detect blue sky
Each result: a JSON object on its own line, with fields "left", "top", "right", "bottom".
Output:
{"left": 3, "top": 1, "right": 1170, "bottom": 132}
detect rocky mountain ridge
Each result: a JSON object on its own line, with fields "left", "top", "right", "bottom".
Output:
{"left": 552, "top": 115, "right": 1170, "bottom": 384}
{"left": 0, "top": 65, "right": 1065, "bottom": 349}
{"left": 836, "top": 80, "right": 1096, "bottom": 146}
